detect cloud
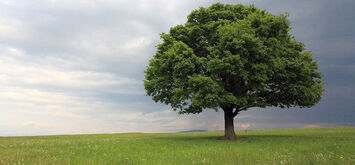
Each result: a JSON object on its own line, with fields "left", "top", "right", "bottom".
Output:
{"left": 20, "top": 110, "right": 87, "bottom": 119}
{"left": 0, "top": 45, "right": 141, "bottom": 94}
{"left": 0, "top": 0, "right": 354, "bottom": 136}
{"left": 23, "top": 121, "right": 51, "bottom": 127}
{"left": 107, "top": 110, "right": 176, "bottom": 122}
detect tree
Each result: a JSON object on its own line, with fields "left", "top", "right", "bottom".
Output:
{"left": 144, "top": 3, "right": 323, "bottom": 140}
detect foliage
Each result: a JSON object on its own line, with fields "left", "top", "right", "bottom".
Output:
{"left": 144, "top": 3, "right": 323, "bottom": 115}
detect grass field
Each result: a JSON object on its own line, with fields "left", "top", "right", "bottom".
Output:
{"left": 0, "top": 127, "right": 354, "bottom": 165}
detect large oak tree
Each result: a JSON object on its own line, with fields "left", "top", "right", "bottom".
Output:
{"left": 144, "top": 3, "right": 323, "bottom": 140}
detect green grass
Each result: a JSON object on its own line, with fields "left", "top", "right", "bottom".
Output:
{"left": 0, "top": 127, "right": 354, "bottom": 165}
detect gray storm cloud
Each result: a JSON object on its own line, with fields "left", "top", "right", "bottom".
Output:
{"left": 0, "top": 0, "right": 354, "bottom": 136}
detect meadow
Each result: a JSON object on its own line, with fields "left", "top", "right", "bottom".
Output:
{"left": 0, "top": 127, "right": 354, "bottom": 165}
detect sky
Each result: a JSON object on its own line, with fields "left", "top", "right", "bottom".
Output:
{"left": 0, "top": 0, "right": 354, "bottom": 136}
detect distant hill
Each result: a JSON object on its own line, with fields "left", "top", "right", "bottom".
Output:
{"left": 179, "top": 129, "right": 207, "bottom": 133}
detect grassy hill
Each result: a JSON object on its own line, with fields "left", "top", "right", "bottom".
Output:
{"left": 1, "top": 127, "right": 354, "bottom": 164}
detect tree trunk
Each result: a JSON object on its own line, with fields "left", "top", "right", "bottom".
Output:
{"left": 223, "top": 108, "right": 238, "bottom": 140}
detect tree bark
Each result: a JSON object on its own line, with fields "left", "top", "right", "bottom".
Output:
{"left": 223, "top": 107, "right": 238, "bottom": 140}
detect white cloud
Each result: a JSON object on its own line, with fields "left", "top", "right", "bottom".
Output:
{"left": 0, "top": 0, "right": 353, "bottom": 136}
{"left": 20, "top": 109, "right": 87, "bottom": 119}
{"left": 120, "top": 36, "right": 152, "bottom": 51}
{"left": 0, "top": 46, "right": 141, "bottom": 94}
{"left": 23, "top": 121, "right": 51, "bottom": 127}
{"left": 0, "top": 15, "right": 28, "bottom": 41}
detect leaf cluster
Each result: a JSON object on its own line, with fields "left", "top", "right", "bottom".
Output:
{"left": 144, "top": 3, "right": 323, "bottom": 114}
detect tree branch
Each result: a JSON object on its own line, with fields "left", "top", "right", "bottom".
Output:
{"left": 232, "top": 105, "right": 254, "bottom": 117}
{"left": 232, "top": 108, "right": 239, "bottom": 117}
{"left": 239, "top": 105, "right": 254, "bottom": 111}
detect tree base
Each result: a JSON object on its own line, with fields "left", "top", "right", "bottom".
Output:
{"left": 223, "top": 108, "right": 238, "bottom": 140}
{"left": 223, "top": 130, "right": 239, "bottom": 140}
{"left": 223, "top": 133, "right": 238, "bottom": 140}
